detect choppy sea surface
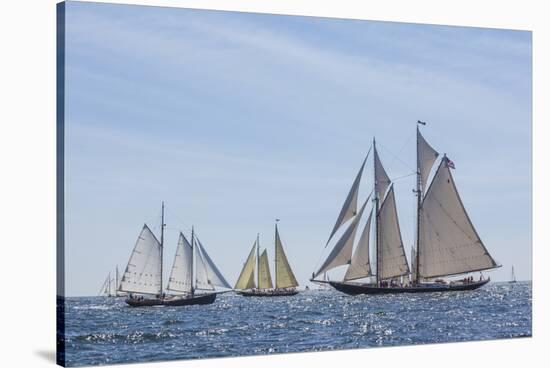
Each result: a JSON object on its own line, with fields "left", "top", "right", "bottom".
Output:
{"left": 60, "top": 282, "right": 531, "bottom": 366}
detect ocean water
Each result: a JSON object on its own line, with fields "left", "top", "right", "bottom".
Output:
{"left": 60, "top": 282, "right": 531, "bottom": 366}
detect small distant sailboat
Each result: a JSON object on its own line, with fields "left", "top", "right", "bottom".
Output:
{"left": 235, "top": 222, "right": 299, "bottom": 297}
{"left": 98, "top": 272, "right": 115, "bottom": 297}
{"left": 119, "top": 202, "right": 231, "bottom": 307}
{"left": 311, "top": 123, "right": 499, "bottom": 294}
{"left": 510, "top": 266, "right": 517, "bottom": 283}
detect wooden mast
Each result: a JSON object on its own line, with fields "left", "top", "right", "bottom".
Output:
{"left": 373, "top": 138, "right": 380, "bottom": 286}
{"left": 415, "top": 126, "right": 421, "bottom": 285}
{"left": 160, "top": 202, "right": 165, "bottom": 297}
{"left": 191, "top": 226, "right": 195, "bottom": 296}
{"left": 275, "top": 220, "right": 279, "bottom": 289}
{"left": 256, "top": 233, "right": 260, "bottom": 288}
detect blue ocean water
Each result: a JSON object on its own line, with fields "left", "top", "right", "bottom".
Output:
{"left": 60, "top": 282, "right": 531, "bottom": 366}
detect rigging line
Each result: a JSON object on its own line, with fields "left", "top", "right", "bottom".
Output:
{"left": 388, "top": 130, "right": 415, "bottom": 169}
{"left": 378, "top": 142, "right": 416, "bottom": 173}
{"left": 390, "top": 172, "right": 417, "bottom": 182}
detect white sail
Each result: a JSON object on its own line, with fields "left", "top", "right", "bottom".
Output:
{"left": 419, "top": 158, "right": 497, "bottom": 278}
{"left": 258, "top": 249, "right": 274, "bottom": 289}
{"left": 167, "top": 233, "right": 193, "bottom": 294}
{"left": 417, "top": 127, "right": 439, "bottom": 190}
{"left": 98, "top": 275, "right": 109, "bottom": 296}
{"left": 195, "top": 238, "right": 231, "bottom": 289}
{"left": 119, "top": 224, "right": 162, "bottom": 295}
{"left": 378, "top": 186, "right": 410, "bottom": 279}
{"left": 326, "top": 154, "right": 368, "bottom": 245}
{"left": 275, "top": 225, "right": 299, "bottom": 288}
{"left": 374, "top": 144, "right": 391, "bottom": 200}
{"left": 234, "top": 241, "right": 257, "bottom": 290}
{"left": 344, "top": 208, "right": 373, "bottom": 281}
{"left": 315, "top": 196, "right": 370, "bottom": 278}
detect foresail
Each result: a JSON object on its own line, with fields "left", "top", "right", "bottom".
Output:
{"left": 374, "top": 145, "right": 391, "bottom": 200}
{"left": 314, "top": 196, "right": 370, "bottom": 278}
{"left": 417, "top": 127, "right": 439, "bottom": 190}
{"left": 275, "top": 226, "right": 299, "bottom": 288}
{"left": 344, "top": 208, "right": 373, "bottom": 281}
{"left": 234, "top": 241, "right": 257, "bottom": 290}
{"left": 326, "top": 152, "right": 369, "bottom": 245}
{"left": 419, "top": 158, "right": 497, "bottom": 278}
{"left": 378, "top": 186, "right": 410, "bottom": 279}
{"left": 195, "top": 238, "right": 232, "bottom": 289}
{"left": 258, "top": 249, "right": 274, "bottom": 289}
{"left": 119, "top": 224, "right": 162, "bottom": 295}
{"left": 167, "top": 233, "right": 193, "bottom": 294}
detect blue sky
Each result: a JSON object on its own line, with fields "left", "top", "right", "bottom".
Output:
{"left": 64, "top": 1, "right": 532, "bottom": 296}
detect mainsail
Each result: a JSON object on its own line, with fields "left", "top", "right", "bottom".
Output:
{"left": 119, "top": 224, "right": 162, "bottom": 295}
{"left": 195, "top": 238, "right": 232, "bottom": 289}
{"left": 258, "top": 249, "right": 274, "bottom": 289}
{"left": 314, "top": 197, "right": 369, "bottom": 278}
{"left": 419, "top": 157, "right": 497, "bottom": 278}
{"left": 275, "top": 225, "right": 299, "bottom": 288}
{"left": 326, "top": 152, "right": 370, "bottom": 245}
{"left": 378, "top": 185, "right": 410, "bottom": 279}
{"left": 167, "top": 233, "right": 193, "bottom": 294}
{"left": 234, "top": 241, "right": 257, "bottom": 290}
{"left": 344, "top": 208, "right": 373, "bottom": 281}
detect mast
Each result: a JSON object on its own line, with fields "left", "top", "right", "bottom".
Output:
{"left": 275, "top": 220, "right": 279, "bottom": 289}
{"left": 257, "top": 233, "right": 260, "bottom": 288}
{"left": 115, "top": 266, "right": 119, "bottom": 296}
{"left": 415, "top": 126, "right": 421, "bottom": 284}
{"left": 191, "top": 226, "right": 195, "bottom": 296}
{"left": 108, "top": 272, "right": 111, "bottom": 296}
{"left": 160, "top": 201, "right": 165, "bottom": 296}
{"left": 373, "top": 138, "right": 380, "bottom": 286}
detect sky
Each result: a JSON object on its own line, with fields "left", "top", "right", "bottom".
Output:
{"left": 63, "top": 1, "right": 532, "bottom": 296}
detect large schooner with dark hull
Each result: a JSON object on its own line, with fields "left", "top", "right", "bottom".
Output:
{"left": 311, "top": 123, "right": 499, "bottom": 295}
{"left": 120, "top": 203, "right": 231, "bottom": 307}
{"left": 235, "top": 222, "right": 299, "bottom": 297}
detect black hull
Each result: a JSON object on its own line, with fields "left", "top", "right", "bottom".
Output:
{"left": 125, "top": 293, "right": 217, "bottom": 307}
{"left": 329, "top": 279, "right": 490, "bottom": 295}
{"left": 237, "top": 289, "right": 299, "bottom": 297}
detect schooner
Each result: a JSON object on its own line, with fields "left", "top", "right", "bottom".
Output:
{"left": 98, "top": 272, "right": 115, "bottom": 297}
{"left": 311, "top": 123, "right": 499, "bottom": 294}
{"left": 119, "top": 202, "right": 232, "bottom": 307}
{"left": 234, "top": 222, "right": 299, "bottom": 297}
{"left": 99, "top": 266, "right": 126, "bottom": 298}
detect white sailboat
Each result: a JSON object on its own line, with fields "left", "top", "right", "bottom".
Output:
{"left": 311, "top": 123, "right": 499, "bottom": 294}
{"left": 119, "top": 202, "right": 231, "bottom": 307}
{"left": 510, "top": 266, "right": 517, "bottom": 283}
{"left": 98, "top": 272, "right": 115, "bottom": 297}
{"left": 235, "top": 222, "right": 299, "bottom": 297}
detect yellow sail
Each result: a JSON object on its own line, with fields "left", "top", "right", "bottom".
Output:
{"left": 275, "top": 225, "right": 299, "bottom": 288}
{"left": 234, "top": 241, "right": 257, "bottom": 290}
{"left": 258, "top": 249, "right": 274, "bottom": 289}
